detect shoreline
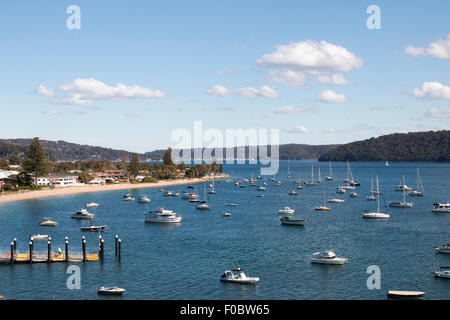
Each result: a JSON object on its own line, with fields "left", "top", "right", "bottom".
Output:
{"left": 0, "top": 176, "right": 225, "bottom": 205}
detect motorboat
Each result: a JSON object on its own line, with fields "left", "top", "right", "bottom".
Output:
{"left": 222, "top": 212, "right": 231, "bottom": 217}
{"left": 123, "top": 195, "right": 135, "bottom": 201}
{"left": 336, "top": 188, "right": 346, "bottom": 194}
{"left": 280, "top": 216, "right": 305, "bottom": 226}
{"left": 328, "top": 199, "right": 345, "bottom": 203}
{"left": 145, "top": 208, "right": 182, "bottom": 223}
{"left": 433, "top": 264, "right": 450, "bottom": 279}
{"left": 225, "top": 203, "right": 238, "bottom": 207}
{"left": 71, "top": 209, "right": 94, "bottom": 219}
{"left": 337, "top": 185, "right": 355, "bottom": 190}
{"left": 163, "top": 191, "right": 179, "bottom": 197}
{"left": 311, "top": 251, "right": 348, "bottom": 265}
{"left": 123, "top": 193, "right": 132, "bottom": 199}
{"left": 387, "top": 291, "right": 425, "bottom": 299}
{"left": 350, "top": 192, "right": 358, "bottom": 197}
{"left": 434, "top": 245, "right": 450, "bottom": 254}
{"left": 288, "top": 190, "right": 298, "bottom": 195}
{"left": 432, "top": 203, "right": 450, "bottom": 213}
{"left": 81, "top": 224, "right": 107, "bottom": 232}
{"left": 39, "top": 218, "right": 58, "bottom": 227}
{"left": 30, "top": 234, "right": 49, "bottom": 241}
{"left": 97, "top": 286, "right": 126, "bottom": 295}
{"left": 138, "top": 196, "right": 151, "bottom": 203}
{"left": 278, "top": 207, "right": 294, "bottom": 214}
{"left": 188, "top": 194, "right": 200, "bottom": 202}
{"left": 297, "top": 185, "right": 302, "bottom": 190}
{"left": 187, "top": 185, "right": 195, "bottom": 189}
{"left": 274, "top": 181, "right": 282, "bottom": 186}
{"left": 256, "top": 186, "right": 266, "bottom": 191}
{"left": 196, "top": 202, "right": 211, "bottom": 210}
{"left": 85, "top": 202, "right": 99, "bottom": 207}
{"left": 220, "top": 267, "right": 259, "bottom": 284}
{"left": 256, "top": 194, "right": 264, "bottom": 197}
{"left": 390, "top": 176, "right": 413, "bottom": 207}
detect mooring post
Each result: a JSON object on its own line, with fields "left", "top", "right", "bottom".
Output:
{"left": 13, "top": 238, "right": 17, "bottom": 254}
{"left": 10, "top": 242, "right": 14, "bottom": 264}
{"left": 115, "top": 235, "right": 118, "bottom": 256}
{"left": 47, "top": 238, "right": 52, "bottom": 263}
{"left": 82, "top": 237, "right": 86, "bottom": 262}
{"left": 100, "top": 239, "right": 104, "bottom": 261}
{"left": 65, "top": 237, "right": 69, "bottom": 262}
{"left": 118, "top": 239, "right": 121, "bottom": 262}
{"left": 29, "top": 241, "right": 33, "bottom": 264}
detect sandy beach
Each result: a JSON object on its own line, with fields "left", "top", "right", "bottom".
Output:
{"left": 0, "top": 176, "right": 224, "bottom": 205}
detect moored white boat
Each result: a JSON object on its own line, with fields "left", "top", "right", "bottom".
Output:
{"left": 145, "top": 208, "right": 182, "bottom": 223}
{"left": 85, "top": 202, "right": 99, "bottom": 207}
{"left": 328, "top": 199, "right": 345, "bottom": 203}
{"left": 220, "top": 267, "right": 259, "bottom": 284}
{"left": 311, "top": 251, "right": 348, "bottom": 265}
{"left": 278, "top": 207, "right": 294, "bottom": 214}
{"left": 387, "top": 290, "right": 425, "bottom": 299}
{"left": 362, "top": 177, "right": 390, "bottom": 219}
{"left": 71, "top": 209, "right": 94, "bottom": 219}
{"left": 39, "top": 218, "right": 58, "bottom": 227}
{"left": 434, "top": 245, "right": 450, "bottom": 254}
{"left": 97, "top": 286, "right": 126, "bottom": 295}
{"left": 432, "top": 203, "right": 450, "bottom": 213}
{"left": 280, "top": 216, "right": 305, "bottom": 226}
{"left": 138, "top": 196, "right": 151, "bottom": 203}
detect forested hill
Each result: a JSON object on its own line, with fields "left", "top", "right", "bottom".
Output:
{"left": 319, "top": 130, "right": 449, "bottom": 162}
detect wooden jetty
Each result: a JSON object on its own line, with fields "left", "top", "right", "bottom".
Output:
{"left": 0, "top": 235, "right": 122, "bottom": 265}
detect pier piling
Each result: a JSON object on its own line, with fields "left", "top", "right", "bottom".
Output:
{"left": 47, "top": 238, "right": 51, "bottom": 263}
{"left": 29, "top": 241, "right": 33, "bottom": 264}
{"left": 65, "top": 237, "right": 69, "bottom": 262}
{"left": 13, "top": 238, "right": 17, "bottom": 253}
{"left": 115, "top": 235, "right": 118, "bottom": 256}
{"left": 118, "top": 239, "right": 121, "bottom": 261}
{"left": 10, "top": 242, "right": 14, "bottom": 264}
{"left": 82, "top": 237, "right": 86, "bottom": 262}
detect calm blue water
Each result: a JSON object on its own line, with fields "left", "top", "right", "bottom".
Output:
{"left": 0, "top": 161, "right": 449, "bottom": 300}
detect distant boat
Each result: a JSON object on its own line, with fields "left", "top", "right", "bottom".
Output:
{"left": 81, "top": 224, "right": 107, "bottom": 232}
{"left": 432, "top": 202, "right": 450, "bottom": 213}
{"left": 394, "top": 176, "right": 411, "bottom": 191}
{"left": 256, "top": 194, "right": 264, "bottom": 197}
{"left": 222, "top": 212, "right": 231, "bottom": 217}
{"left": 72, "top": 209, "right": 94, "bottom": 219}
{"left": 350, "top": 192, "right": 358, "bottom": 197}
{"left": 433, "top": 263, "right": 450, "bottom": 279}
{"left": 225, "top": 203, "right": 238, "bottom": 206}
{"left": 220, "top": 266, "right": 259, "bottom": 284}
{"left": 85, "top": 202, "right": 99, "bottom": 207}
{"left": 196, "top": 182, "right": 211, "bottom": 210}
{"left": 278, "top": 207, "right": 294, "bottom": 214}
{"left": 328, "top": 199, "right": 345, "bottom": 203}
{"left": 317, "top": 167, "right": 321, "bottom": 183}
{"left": 325, "top": 161, "right": 333, "bottom": 181}
{"left": 97, "top": 287, "right": 126, "bottom": 295}
{"left": 138, "top": 196, "right": 151, "bottom": 203}
{"left": 409, "top": 168, "right": 424, "bottom": 196}
{"left": 315, "top": 188, "right": 330, "bottom": 211}
{"left": 280, "top": 216, "right": 306, "bottom": 226}
{"left": 385, "top": 161, "right": 390, "bottom": 167}
{"left": 389, "top": 177, "right": 413, "bottom": 208}
{"left": 39, "top": 218, "right": 58, "bottom": 227}
{"left": 366, "top": 179, "right": 377, "bottom": 201}
{"left": 256, "top": 186, "right": 266, "bottom": 191}
{"left": 288, "top": 190, "right": 298, "bottom": 195}
{"left": 311, "top": 251, "right": 347, "bottom": 265}
{"left": 434, "top": 244, "right": 450, "bottom": 254}
{"left": 362, "top": 177, "right": 390, "bottom": 219}
{"left": 387, "top": 290, "right": 425, "bottom": 299}
{"left": 336, "top": 188, "right": 346, "bottom": 194}
{"left": 304, "top": 164, "right": 317, "bottom": 186}
{"left": 145, "top": 208, "right": 182, "bottom": 223}
{"left": 30, "top": 234, "right": 49, "bottom": 241}
{"left": 163, "top": 191, "right": 179, "bottom": 197}
{"left": 208, "top": 176, "right": 217, "bottom": 194}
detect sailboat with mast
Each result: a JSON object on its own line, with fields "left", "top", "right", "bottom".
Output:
{"left": 366, "top": 178, "right": 376, "bottom": 201}
{"left": 317, "top": 167, "right": 321, "bottom": 183}
{"left": 286, "top": 160, "right": 291, "bottom": 179}
{"left": 304, "top": 164, "right": 317, "bottom": 186}
{"left": 315, "top": 187, "right": 330, "bottom": 211}
{"left": 208, "top": 175, "right": 216, "bottom": 194}
{"left": 337, "top": 161, "right": 356, "bottom": 190}
{"left": 409, "top": 168, "right": 424, "bottom": 196}
{"left": 196, "top": 182, "right": 211, "bottom": 210}
{"left": 362, "top": 176, "right": 390, "bottom": 219}
{"left": 389, "top": 176, "right": 413, "bottom": 208}
{"left": 325, "top": 161, "right": 333, "bottom": 181}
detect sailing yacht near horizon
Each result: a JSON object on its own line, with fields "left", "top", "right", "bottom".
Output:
{"left": 409, "top": 168, "right": 424, "bottom": 196}
{"left": 362, "top": 176, "right": 390, "bottom": 219}
{"left": 325, "top": 161, "right": 333, "bottom": 181}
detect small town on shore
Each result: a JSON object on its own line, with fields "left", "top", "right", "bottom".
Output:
{"left": 0, "top": 137, "right": 224, "bottom": 194}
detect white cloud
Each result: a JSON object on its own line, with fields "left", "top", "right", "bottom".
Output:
{"left": 405, "top": 34, "right": 450, "bottom": 59}
{"left": 269, "top": 69, "right": 306, "bottom": 87}
{"left": 207, "top": 85, "right": 231, "bottom": 97}
{"left": 317, "top": 90, "right": 349, "bottom": 103}
{"left": 45, "top": 109, "right": 63, "bottom": 115}
{"left": 424, "top": 107, "right": 449, "bottom": 119}
{"left": 317, "top": 74, "right": 349, "bottom": 86}
{"left": 289, "top": 125, "right": 311, "bottom": 134}
{"left": 59, "top": 78, "right": 167, "bottom": 100}
{"left": 55, "top": 93, "right": 93, "bottom": 106}
{"left": 207, "top": 85, "right": 279, "bottom": 99}
{"left": 252, "top": 114, "right": 266, "bottom": 119}
{"left": 411, "top": 82, "right": 450, "bottom": 100}
{"left": 36, "top": 85, "right": 54, "bottom": 97}
{"left": 274, "top": 105, "right": 312, "bottom": 114}
{"left": 257, "top": 40, "right": 363, "bottom": 73}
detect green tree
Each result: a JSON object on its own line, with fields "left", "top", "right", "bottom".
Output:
{"left": 22, "top": 137, "right": 50, "bottom": 186}
{"left": 78, "top": 170, "right": 93, "bottom": 184}
{"left": 8, "top": 153, "right": 22, "bottom": 165}
{"left": 127, "top": 153, "right": 141, "bottom": 178}
{"left": 163, "top": 147, "right": 174, "bottom": 166}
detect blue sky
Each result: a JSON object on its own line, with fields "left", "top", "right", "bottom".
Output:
{"left": 0, "top": 1, "right": 449, "bottom": 152}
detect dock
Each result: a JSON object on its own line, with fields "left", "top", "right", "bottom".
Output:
{"left": 0, "top": 235, "right": 122, "bottom": 265}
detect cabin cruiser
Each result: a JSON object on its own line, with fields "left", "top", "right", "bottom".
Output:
{"left": 336, "top": 188, "right": 346, "bottom": 194}
{"left": 280, "top": 216, "right": 305, "bottom": 226}
{"left": 222, "top": 212, "right": 231, "bottom": 217}
{"left": 163, "top": 191, "right": 179, "bottom": 197}
{"left": 85, "top": 202, "right": 99, "bottom": 207}
{"left": 220, "top": 267, "right": 259, "bottom": 284}
{"left": 328, "top": 199, "right": 345, "bottom": 203}
{"left": 433, "top": 264, "right": 450, "bottom": 279}
{"left": 39, "top": 218, "right": 58, "bottom": 227}
{"left": 123, "top": 194, "right": 135, "bottom": 201}
{"left": 196, "top": 201, "right": 211, "bottom": 210}
{"left": 97, "top": 287, "right": 126, "bottom": 295}
{"left": 432, "top": 203, "right": 450, "bottom": 213}
{"left": 72, "top": 209, "right": 95, "bottom": 219}
{"left": 256, "top": 186, "right": 266, "bottom": 191}
{"left": 434, "top": 244, "right": 450, "bottom": 254}
{"left": 278, "top": 207, "right": 294, "bottom": 214}
{"left": 138, "top": 196, "right": 151, "bottom": 203}
{"left": 311, "top": 251, "right": 348, "bottom": 265}
{"left": 288, "top": 190, "right": 298, "bottom": 195}
{"left": 81, "top": 224, "right": 108, "bottom": 232}
{"left": 350, "top": 192, "right": 358, "bottom": 197}
{"left": 188, "top": 194, "right": 200, "bottom": 202}
{"left": 145, "top": 208, "right": 182, "bottom": 223}
{"left": 30, "top": 234, "right": 49, "bottom": 241}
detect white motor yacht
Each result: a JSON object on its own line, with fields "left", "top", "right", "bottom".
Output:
{"left": 145, "top": 208, "right": 182, "bottom": 223}
{"left": 311, "top": 251, "right": 348, "bottom": 265}
{"left": 278, "top": 207, "right": 294, "bottom": 214}
{"left": 85, "top": 202, "right": 99, "bottom": 207}
{"left": 39, "top": 218, "right": 58, "bottom": 227}
{"left": 432, "top": 203, "right": 450, "bottom": 213}
{"left": 138, "top": 196, "right": 151, "bottom": 203}
{"left": 328, "top": 199, "right": 345, "bottom": 203}
{"left": 288, "top": 190, "right": 298, "bottom": 195}
{"left": 220, "top": 267, "right": 259, "bottom": 284}
{"left": 97, "top": 287, "right": 126, "bottom": 295}
{"left": 433, "top": 264, "right": 450, "bottom": 279}
{"left": 71, "top": 209, "right": 95, "bottom": 219}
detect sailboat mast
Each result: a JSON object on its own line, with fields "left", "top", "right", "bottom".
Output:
{"left": 376, "top": 176, "right": 380, "bottom": 212}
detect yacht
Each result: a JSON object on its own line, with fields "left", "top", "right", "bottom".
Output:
{"left": 325, "top": 161, "right": 333, "bottom": 181}
{"left": 220, "top": 267, "right": 259, "bottom": 284}
{"left": 288, "top": 190, "right": 298, "bottom": 195}
{"left": 39, "top": 218, "right": 58, "bottom": 227}
{"left": 394, "top": 176, "right": 412, "bottom": 191}
{"left": 304, "top": 164, "right": 317, "bottom": 186}
{"left": 362, "top": 177, "right": 390, "bottom": 219}
{"left": 409, "top": 168, "right": 424, "bottom": 196}
{"left": 315, "top": 189, "right": 331, "bottom": 211}
{"left": 72, "top": 209, "right": 95, "bottom": 219}
{"left": 336, "top": 188, "right": 346, "bottom": 194}
{"left": 387, "top": 291, "right": 425, "bottom": 299}
{"left": 256, "top": 186, "right": 266, "bottom": 191}
{"left": 278, "top": 207, "right": 295, "bottom": 214}
{"left": 30, "top": 234, "right": 49, "bottom": 241}
{"left": 433, "top": 264, "right": 450, "bottom": 279}
{"left": 188, "top": 194, "right": 200, "bottom": 202}
{"left": 85, "top": 202, "right": 99, "bottom": 207}
{"left": 280, "top": 216, "right": 306, "bottom": 226}
{"left": 196, "top": 183, "right": 211, "bottom": 210}
{"left": 389, "top": 179, "right": 413, "bottom": 208}
{"left": 432, "top": 203, "right": 450, "bottom": 213}
{"left": 350, "top": 192, "right": 358, "bottom": 197}
{"left": 328, "top": 199, "right": 345, "bottom": 203}
{"left": 311, "top": 251, "right": 348, "bottom": 265}
{"left": 145, "top": 208, "right": 182, "bottom": 223}
{"left": 163, "top": 191, "right": 179, "bottom": 197}
{"left": 208, "top": 176, "right": 217, "bottom": 194}
{"left": 434, "top": 244, "right": 450, "bottom": 254}
{"left": 385, "top": 161, "right": 390, "bottom": 167}
{"left": 366, "top": 178, "right": 377, "bottom": 201}
{"left": 222, "top": 212, "right": 231, "bottom": 217}
{"left": 138, "top": 196, "right": 151, "bottom": 203}
{"left": 317, "top": 167, "right": 321, "bottom": 183}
